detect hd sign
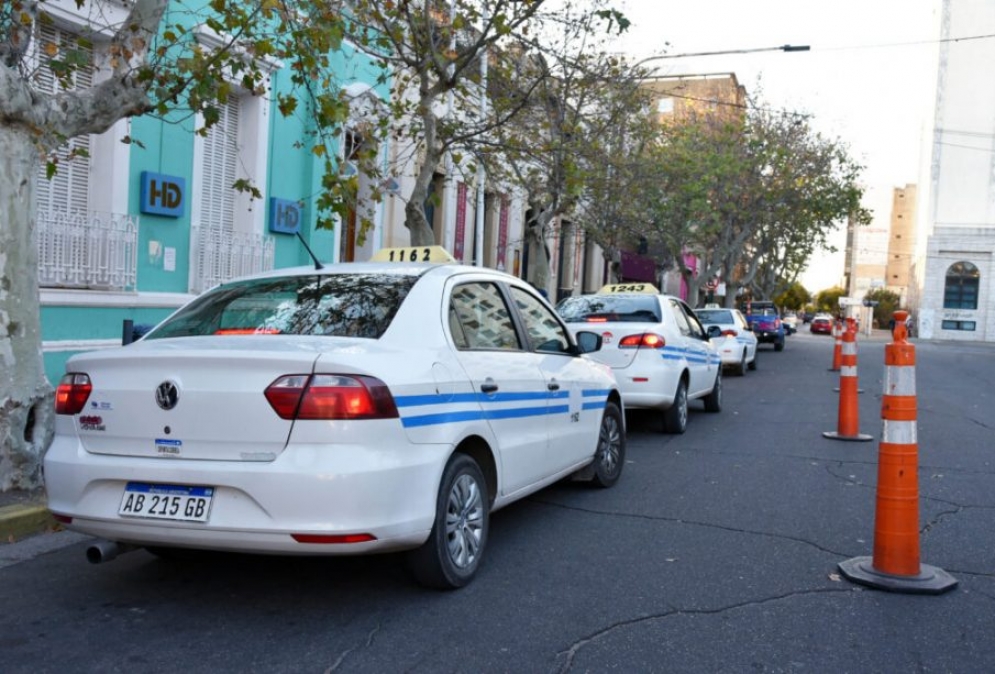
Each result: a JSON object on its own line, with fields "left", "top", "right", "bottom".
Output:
{"left": 269, "top": 198, "right": 302, "bottom": 234}
{"left": 140, "top": 171, "right": 185, "bottom": 217}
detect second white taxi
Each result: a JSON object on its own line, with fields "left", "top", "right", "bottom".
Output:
{"left": 556, "top": 284, "right": 723, "bottom": 434}
{"left": 694, "top": 306, "right": 758, "bottom": 376}
{"left": 44, "top": 246, "right": 625, "bottom": 590}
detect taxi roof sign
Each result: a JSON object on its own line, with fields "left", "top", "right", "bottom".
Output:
{"left": 371, "top": 246, "right": 457, "bottom": 263}
{"left": 598, "top": 283, "right": 660, "bottom": 295}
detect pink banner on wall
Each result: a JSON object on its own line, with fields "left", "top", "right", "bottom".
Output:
{"left": 454, "top": 182, "right": 467, "bottom": 261}
{"left": 497, "top": 196, "right": 510, "bottom": 270}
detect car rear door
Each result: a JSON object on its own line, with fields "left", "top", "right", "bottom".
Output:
{"left": 669, "top": 300, "right": 713, "bottom": 397}
{"left": 447, "top": 279, "right": 550, "bottom": 495}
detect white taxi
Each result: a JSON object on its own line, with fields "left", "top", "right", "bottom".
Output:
{"left": 556, "top": 284, "right": 722, "bottom": 434}
{"left": 45, "top": 247, "right": 625, "bottom": 589}
{"left": 694, "top": 306, "right": 758, "bottom": 376}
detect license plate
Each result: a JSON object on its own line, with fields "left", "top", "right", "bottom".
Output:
{"left": 118, "top": 483, "right": 214, "bottom": 522}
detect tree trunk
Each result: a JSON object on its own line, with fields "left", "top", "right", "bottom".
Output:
{"left": 526, "top": 206, "right": 553, "bottom": 292}
{"left": 0, "top": 126, "right": 55, "bottom": 491}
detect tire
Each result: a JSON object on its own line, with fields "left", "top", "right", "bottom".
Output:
{"left": 407, "top": 454, "right": 489, "bottom": 590}
{"left": 734, "top": 350, "right": 747, "bottom": 377}
{"left": 663, "top": 379, "right": 688, "bottom": 434}
{"left": 703, "top": 369, "right": 722, "bottom": 413}
{"left": 748, "top": 352, "right": 757, "bottom": 371}
{"left": 774, "top": 338, "right": 785, "bottom": 352}
{"left": 590, "top": 401, "right": 625, "bottom": 488}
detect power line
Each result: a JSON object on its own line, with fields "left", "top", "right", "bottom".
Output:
{"left": 816, "top": 33, "right": 995, "bottom": 52}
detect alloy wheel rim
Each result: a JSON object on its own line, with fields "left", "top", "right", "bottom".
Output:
{"left": 599, "top": 414, "right": 621, "bottom": 475}
{"left": 445, "top": 473, "right": 484, "bottom": 569}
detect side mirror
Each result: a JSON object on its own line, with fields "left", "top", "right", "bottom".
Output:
{"left": 706, "top": 325, "right": 723, "bottom": 339}
{"left": 574, "top": 331, "right": 603, "bottom": 354}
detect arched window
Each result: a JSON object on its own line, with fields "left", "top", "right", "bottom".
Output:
{"left": 943, "top": 261, "right": 980, "bottom": 310}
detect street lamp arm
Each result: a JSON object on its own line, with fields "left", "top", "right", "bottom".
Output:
{"left": 634, "top": 44, "right": 810, "bottom": 68}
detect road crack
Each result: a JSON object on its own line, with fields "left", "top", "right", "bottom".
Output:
{"left": 530, "top": 498, "right": 851, "bottom": 558}
{"left": 324, "top": 623, "right": 382, "bottom": 673}
{"left": 549, "top": 587, "right": 856, "bottom": 674}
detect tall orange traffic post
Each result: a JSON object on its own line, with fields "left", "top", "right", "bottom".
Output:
{"left": 823, "top": 318, "right": 872, "bottom": 442}
{"left": 828, "top": 319, "right": 843, "bottom": 371}
{"left": 838, "top": 311, "right": 957, "bottom": 594}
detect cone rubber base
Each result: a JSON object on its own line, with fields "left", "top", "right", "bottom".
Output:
{"left": 838, "top": 556, "right": 958, "bottom": 595}
{"left": 822, "top": 431, "right": 873, "bottom": 442}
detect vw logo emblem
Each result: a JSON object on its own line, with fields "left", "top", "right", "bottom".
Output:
{"left": 155, "top": 381, "right": 179, "bottom": 410}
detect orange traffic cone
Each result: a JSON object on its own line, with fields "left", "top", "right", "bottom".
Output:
{"left": 828, "top": 319, "right": 843, "bottom": 371}
{"left": 838, "top": 311, "right": 957, "bottom": 594}
{"left": 823, "top": 319, "right": 872, "bottom": 442}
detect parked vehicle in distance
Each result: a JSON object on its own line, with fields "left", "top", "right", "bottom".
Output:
{"left": 694, "top": 307, "right": 758, "bottom": 376}
{"left": 44, "top": 246, "right": 626, "bottom": 590}
{"left": 557, "top": 283, "right": 723, "bottom": 434}
{"left": 810, "top": 315, "right": 834, "bottom": 334}
{"left": 741, "top": 300, "right": 786, "bottom": 351}
{"left": 781, "top": 312, "right": 798, "bottom": 334}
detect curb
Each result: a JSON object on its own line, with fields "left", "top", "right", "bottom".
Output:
{"left": 0, "top": 502, "right": 59, "bottom": 543}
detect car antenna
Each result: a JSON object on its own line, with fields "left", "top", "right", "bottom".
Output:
{"left": 296, "top": 231, "right": 324, "bottom": 270}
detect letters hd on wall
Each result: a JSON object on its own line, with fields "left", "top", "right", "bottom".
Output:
{"left": 140, "top": 172, "right": 186, "bottom": 218}
{"left": 269, "top": 198, "right": 302, "bottom": 234}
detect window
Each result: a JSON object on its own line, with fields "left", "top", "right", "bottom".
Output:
{"left": 510, "top": 287, "right": 571, "bottom": 354}
{"left": 942, "top": 261, "right": 980, "bottom": 310}
{"left": 941, "top": 320, "right": 976, "bottom": 331}
{"left": 449, "top": 283, "right": 520, "bottom": 351}
{"left": 146, "top": 273, "right": 418, "bottom": 340}
{"left": 32, "top": 23, "right": 94, "bottom": 216}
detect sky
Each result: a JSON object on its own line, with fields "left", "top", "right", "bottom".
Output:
{"left": 607, "top": 0, "right": 943, "bottom": 293}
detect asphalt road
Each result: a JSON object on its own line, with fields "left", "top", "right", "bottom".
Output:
{"left": 2, "top": 331, "right": 994, "bottom": 673}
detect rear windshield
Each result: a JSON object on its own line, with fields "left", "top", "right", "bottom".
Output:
{"left": 695, "top": 309, "right": 733, "bottom": 324}
{"left": 145, "top": 273, "right": 418, "bottom": 340}
{"left": 557, "top": 295, "right": 662, "bottom": 323}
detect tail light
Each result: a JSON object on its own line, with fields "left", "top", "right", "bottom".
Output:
{"left": 55, "top": 373, "right": 92, "bottom": 415}
{"left": 265, "top": 374, "right": 399, "bottom": 420}
{"left": 721, "top": 329, "right": 738, "bottom": 337}
{"left": 618, "top": 333, "right": 666, "bottom": 349}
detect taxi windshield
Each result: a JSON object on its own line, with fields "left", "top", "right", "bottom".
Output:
{"left": 557, "top": 295, "right": 662, "bottom": 323}
{"left": 145, "top": 273, "right": 418, "bottom": 339}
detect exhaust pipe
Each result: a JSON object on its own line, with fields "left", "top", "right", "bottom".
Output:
{"left": 86, "top": 540, "right": 137, "bottom": 564}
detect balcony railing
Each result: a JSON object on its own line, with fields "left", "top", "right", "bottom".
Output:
{"left": 190, "top": 223, "right": 275, "bottom": 293}
{"left": 36, "top": 210, "right": 139, "bottom": 291}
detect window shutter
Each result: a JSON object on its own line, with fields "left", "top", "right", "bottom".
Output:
{"left": 33, "top": 24, "right": 93, "bottom": 215}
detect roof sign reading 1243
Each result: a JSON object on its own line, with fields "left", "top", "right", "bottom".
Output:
{"left": 599, "top": 283, "right": 660, "bottom": 295}
{"left": 371, "top": 246, "right": 456, "bottom": 263}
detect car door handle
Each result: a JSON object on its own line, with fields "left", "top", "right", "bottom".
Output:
{"left": 547, "top": 380, "right": 560, "bottom": 391}
{"left": 480, "top": 379, "right": 499, "bottom": 394}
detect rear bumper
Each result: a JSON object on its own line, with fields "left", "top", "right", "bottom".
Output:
{"left": 44, "top": 435, "right": 449, "bottom": 554}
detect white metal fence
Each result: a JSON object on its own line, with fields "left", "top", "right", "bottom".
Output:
{"left": 36, "top": 210, "right": 139, "bottom": 291}
{"left": 190, "top": 223, "right": 275, "bottom": 293}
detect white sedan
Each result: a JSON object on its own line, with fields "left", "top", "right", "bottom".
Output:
{"left": 557, "top": 284, "right": 723, "bottom": 434}
{"left": 45, "top": 247, "right": 625, "bottom": 589}
{"left": 694, "top": 307, "right": 759, "bottom": 376}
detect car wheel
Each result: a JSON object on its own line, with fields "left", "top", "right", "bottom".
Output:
{"left": 703, "top": 369, "right": 722, "bottom": 412}
{"left": 590, "top": 401, "right": 625, "bottom": 488}
{"left": 774, "top": 338, "right": 785, "bottom": 352}
{"left": 748, "top": 352, "right": 757, "bottom": 371}
{"left": 663, "top": 379, "right": 688, "bottom": 434}
{"left": 407, "top": 453, "right": 489, "bottom": 590}
{"left": 734, "top": 351, "right": 747, "bottom": 376}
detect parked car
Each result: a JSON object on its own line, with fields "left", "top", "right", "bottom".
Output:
{"left": 810, "top": 315, "right": 834, "bottom": 334}
{"left": 44, "top": 246, "right": 626, "bottom": 590}
{"left": 694, "top": 307, "right": 758, "bottom": 376}
{"left": 742, "top": 300, "right": 785, "bottom": 351}
{"left": 556, "top": 283, "right": 723, "bottom": 434}
{"left": 781, "top": 312, "right": 798, "bottom": 334}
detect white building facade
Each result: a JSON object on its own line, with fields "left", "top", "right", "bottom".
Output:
{"left": 911, "top": 0, "right": 995, "bottom": 341}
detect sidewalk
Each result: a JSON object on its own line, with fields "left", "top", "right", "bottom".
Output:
{"left": 0, "top": 487, "right": 57, "bottom": 543}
